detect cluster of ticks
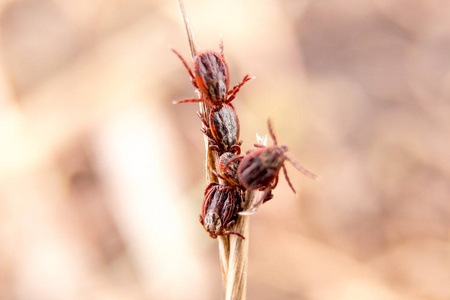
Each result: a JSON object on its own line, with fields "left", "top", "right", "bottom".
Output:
{"left": 172, "top": 41, "right": 316, "bottom": 239}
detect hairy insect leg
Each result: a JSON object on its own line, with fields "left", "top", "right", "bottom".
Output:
{"left": 224, "top": 154, "right": 244, "bottom": 172}
{"left": 227, "top": 75, "right": 253, "bottom": 103}
{"left": 196, "top": 111, "right": 209, "bottom": 127}
{"left": 282, "top": 165, "right": 296, "bottom": 194}
{"left": 285, "top": 156, "right": 317, "bottom": 179}
{"left": 171, "top": 48, "right": 198, "bottom": 88}
{"left": 208, "top": 143, "right": 221, "bottom": 152}
{"left": 207, "top": 138, "right": 222, "bottom": 153}
{"left": 173, "top": 98, "right": 203, "bottom": 105}
{"left": 199, "top": 127, "right": 223, "bottom": 152}
{"left": 253, "top": 144, "right": 263, "bottom": 148}
{"left": 174, "top": 97, "right": 215, "bottom": 110}
{"left": 271, "top": 174, "right": 279, "bottom": 190}
{"left": 197, "top": 111, "right": 223, "bottom": 152}
{"left": 230, "top": 143, "right": 242, "bottom": 155}
{"left": 213, "top": 169, "right": 240, "bottom": 187}
{"left": 239, "top": 187, "right": 272, "bottom": 215}
{"left": 197, "top": 111, "right": 215, "bottom": 142}
{"left": 212, "top": 169, "right": 229, "bottom": 182}
{"left": 199, "top": 124, "right": 212, "bottom": 138}
{"left": 267, "top": 119, "right": 278, "bottom": 145}
{"left": 222, "top": 231, "right": 245, "bottom": 239}
{"left": 204, "top": 182, "right": 217, "bottom": 195}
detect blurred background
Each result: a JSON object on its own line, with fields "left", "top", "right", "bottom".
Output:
{"left": 1, "top": 0, "right": 449, "bottom": 299}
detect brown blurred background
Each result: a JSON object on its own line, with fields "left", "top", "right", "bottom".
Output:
{"left": 1, "top": 0, "right": 450, "bottom": 299}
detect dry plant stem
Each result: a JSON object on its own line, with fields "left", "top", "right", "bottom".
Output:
{"left": 225, "top": 190, "right": 254, "bottom": 300}
{"left": 177, "top": 0, "right": 197, "bottom": 57}
{"left": 218, "top": 235, "right": 230, "bottom": 285}
{"left": 177, "top": 0, "right": 251, "bottom": 298}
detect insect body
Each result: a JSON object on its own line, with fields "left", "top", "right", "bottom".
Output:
{"left": 216, "top": 152, "right": 242, "bottom": 186}
{"left": 171, "top": 41, "right": 252, "bottom": 109}
{"left": 199, "top": 183, "right": 244, "bottom": 239}
{"left": 198, "top": 104, "right": 242, "bottom": 154}
{"left": 236, "top": 120, "right": 317, "bottom": 212}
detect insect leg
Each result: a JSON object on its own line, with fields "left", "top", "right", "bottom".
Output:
{"left": 212, "top": 169, "right": 230, "bottom": 183}
{"left": 224, "top": 154, "right": 244, "bottom": 173}
{"left": 222, "top": 231, "right": 245, "bottom": 239}
{"left": 285, "top": 155, "right": 317, "bottom": 179}
{"left": 239, "top": 186, "right": 272, "bottom": 215}
{"left": 282, "top": 165, "right": 296, "bottom": 194}
{"left": 173, "top": 98, "right": 203, "bottom": 105}
{"left": 271, "top": 174, "right": 279, "bottom": 190}
{"left": 267, "top": 119, "right": 278, "bottom": 145}
{"left": 227, "top": 75, "right": 253, "bottom": 103}
{"left": 171, "top": 48, "right": 198, "bottom": 88}
{"left": 230, "top": 143, "right": 242, "bottom": 155}
{"left": 208, "top": 143, "right": 222, "bottom": 152}
{"left": 196, "top": 111, "right": 208, "bottom": 126}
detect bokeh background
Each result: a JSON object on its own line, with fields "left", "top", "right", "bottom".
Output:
{"left": 1, "top": 0, "right": 450, "bottom": 299}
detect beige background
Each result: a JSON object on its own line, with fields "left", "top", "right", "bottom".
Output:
{"left": 0, "top": 0, "right": 449, "bottom": 299}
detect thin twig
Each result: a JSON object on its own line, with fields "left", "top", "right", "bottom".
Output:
{"left": 177, "top": 0, "right": 197, "bottom": 58}
{"left": 218, "top": 235, "right": 230, "bottom": 287}
{"left": 225, "top": 190, "right": 250, "bottom": 300}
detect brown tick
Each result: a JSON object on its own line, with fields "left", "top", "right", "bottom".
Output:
{"left": 198, "top": 104, "right": 242, "bottom": 154}
{"left": 216, "top": 152, "right": 242, "bottom": 186}
{"left": 234, "top": 120, "right": 317, "bottom": 213}
{"left": 171, "top": 40, "right": 252, "bottom": 109}
{"left": 199, "top": 183, "right": 244, "bottom": 239}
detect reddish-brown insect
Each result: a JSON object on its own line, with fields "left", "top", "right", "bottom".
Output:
{"left": 171, "top": 40, "right": 252, "bottom": 109}
{"left": 199, "top": 183, "right": 244, "bottom": 239}
{"left": 216, "top": 152, "right": 242, "bottom": 186}
{"left": 235, "top": 120, "right": 317, "bottom": 212}
{"left": 217, "top": 151, "right": 275, "bottom": 207}
{"left": 198, "top": 104, "right": 242, "bottom": 154}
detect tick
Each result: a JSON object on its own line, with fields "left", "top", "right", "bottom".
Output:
{"left": 216, "top": 152, "right": 242, "bottom": 186}
{"left": 198, "top": 104, "right": 242, "bottom": 154}
{"left": 234, "top": 120, "right": 317, "bottom": 212}
{"left": 199, "top": 183, "right": 245, "bottom": 239}
{"left": 171, "top": 40, "right": 252, "bottom": 109}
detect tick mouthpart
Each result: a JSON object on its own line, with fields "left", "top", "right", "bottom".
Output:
{"left": 204, "top": 212, "right": 222, "bottom": 236}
